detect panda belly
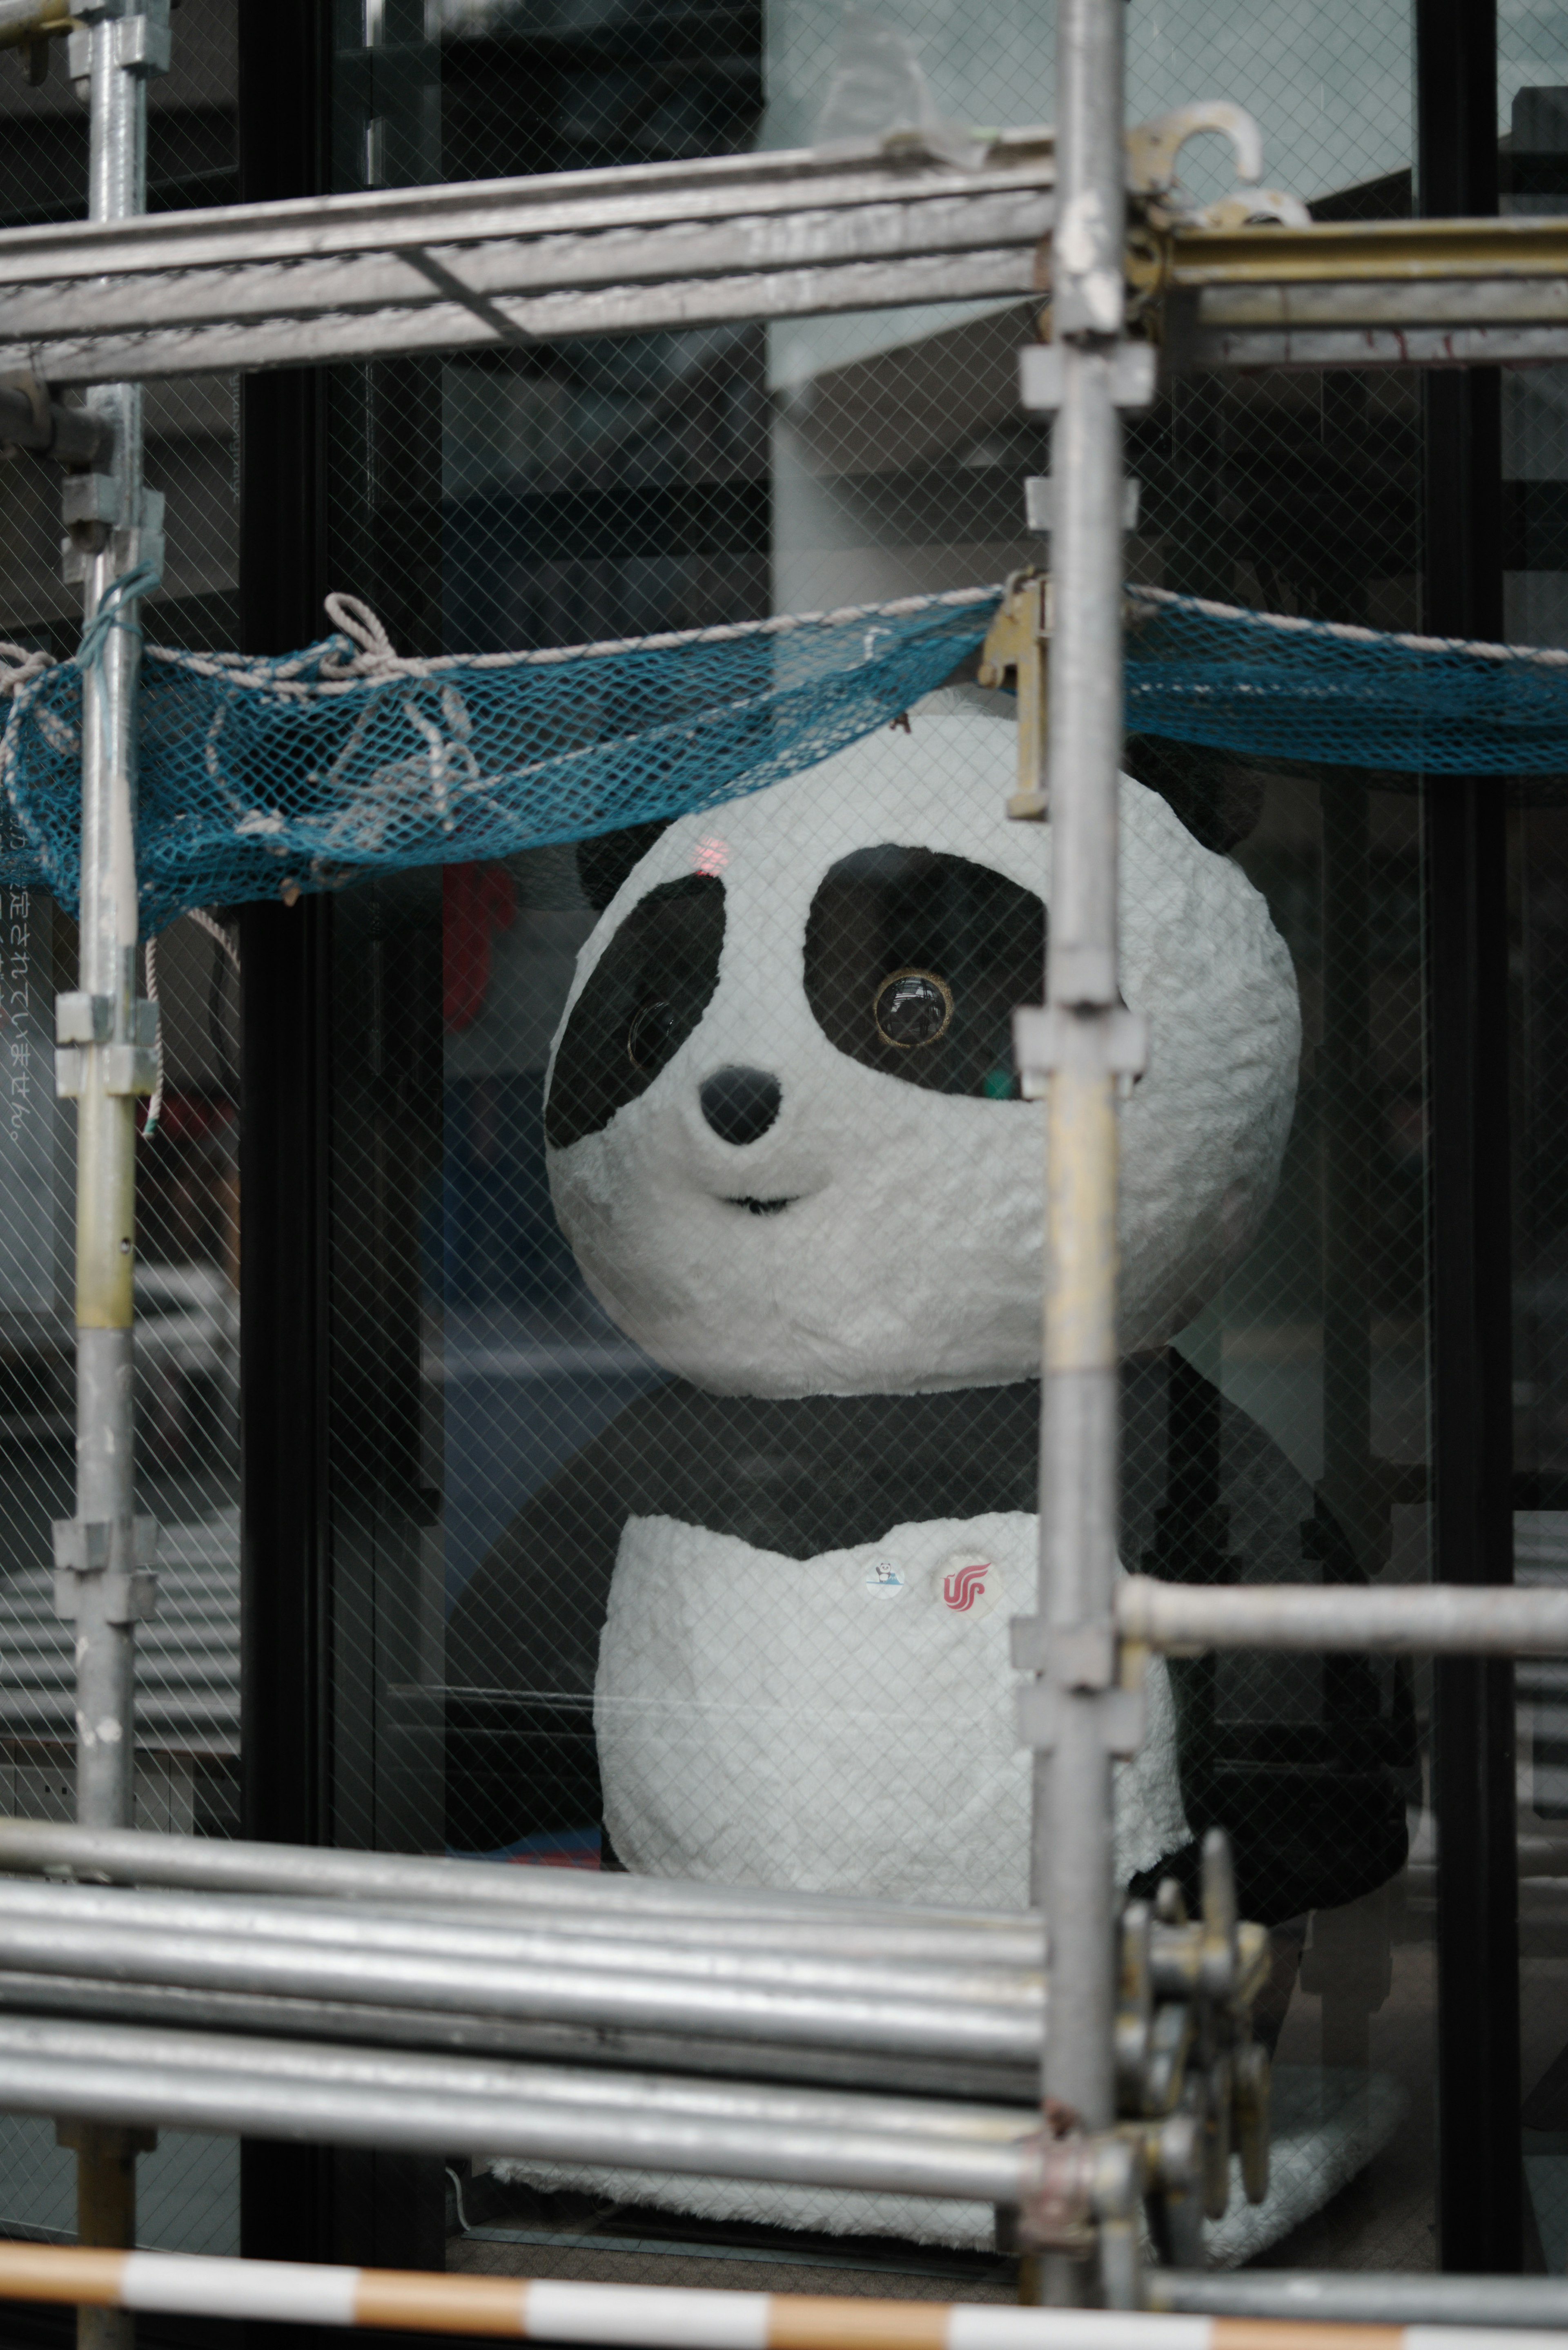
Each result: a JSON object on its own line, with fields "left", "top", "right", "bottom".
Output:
{"left": 595, "top": 1511, "right": 1189, "bottom": 1909}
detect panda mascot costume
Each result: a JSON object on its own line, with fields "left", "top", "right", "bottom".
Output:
{"left": 447, "top": 693, "right": 1413, "bottom": 2244}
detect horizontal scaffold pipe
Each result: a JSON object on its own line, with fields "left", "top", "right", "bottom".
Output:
{"left": 1165, "top": 216, "right": 1568, "bottom": 372}
{"left": 1154, "top": 2272, "right": 1568, "bottom": 2330}
{"left": 1180, "top": 322, "right": 1568, "bottom": 374}
{"left": 9, "top": 186, "right": 1568, "bottom": 385}
{"left": 1194, "top": 277, "right": 1568, "bottom": 331}
{"left": 1169, "top": 215, "right": 1568, "bottom": 284}
{"left": 1118, "top": 1576, "right": 1568, "bottom": 1654}
{"left": 0, "top": 2241, "right": 1557, "bottom": 2348}
{"left": 0, "top": 2016, "right": 1036, "bottom": 2202}
{"left": 0, "top": 183, "right": 1553, "bottom": 304}
{"left": 0, "top": 135, "right": 1056, "bottom": 384}
{"left": 0, "top": 1819, "right": 1042, "bottom": 1960}
{"left": 0, "top": 192, "right": 1049, "bottom": 341}
{"left": 0, "top": 1878, "right": 1044, "bottom": 2063}
{"left": 0, "top": 137, "right": 1059, "bottom": 285}
{"left": 0, "top": 252, "right": 1040, "bottom": 386}
{"left": 0, "top": 1967, "right": 1033, "bottom": 2104}
{"left": 0, "top": 381, "right": 111, "bottom": 465}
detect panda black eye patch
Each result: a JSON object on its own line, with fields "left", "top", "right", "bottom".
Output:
{"left": 804, "top": 846, "right": 1045, "bottom": 1099}
{"left": 546, "top": 874, "right": 726, "bottom": 1147}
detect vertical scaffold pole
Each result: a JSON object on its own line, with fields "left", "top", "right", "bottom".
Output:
{"left": 52, "top": 5, "right": 169, "bottom": 2341}
{"left": 1039, "top": 0, "right": 1128, "bottom": 2132}
{"left": 1013, "top": 0, "right": 1149, "bottom": 2302}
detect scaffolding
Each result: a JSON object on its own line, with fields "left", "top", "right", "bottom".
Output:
{"left": 5, "top": 0, "right": 1568, "bottom": 2334}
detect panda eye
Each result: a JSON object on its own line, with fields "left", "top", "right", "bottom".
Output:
{"left": 804, "top": 845, "right": 1043, "bottom": 1099}
{"left": 873, "top": 969, "right": 953, "bottom": 1049}
{"left": 546, "top": 874, "right": 726, "bottom": 1149}
{"left": 626, "top": 998, "right": 677, "bottom": 1071}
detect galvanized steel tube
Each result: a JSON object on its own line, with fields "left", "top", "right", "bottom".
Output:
{"left": 0, "top": 1967, "right": 1037, "bottom": 2103}
{"left": 0, "top": 2013, "right": 1029, "bottom": 2144}
{"left": 0, "top": 2017, "right": 1036, "bottom": 2204}
{"left": 0, "top": 1878, "right": 1044, "bottom": 2014}
{"left": 66, "top": 21, "right": 165, "bottom": 2336}
{"left": 9, "top": 2243, "right": 1568, "bottom": 2348}
{"left": 1118, "top": 1575, "right": 1568, "bottom": 1654}
{"left": 73, "top": 391, "right": 145, "bottom": 1835}
{"left": 0, "top": 1893, "right": 1041, "bottom": 2065}
{"left": 1152, "top": 2273, "right": 1568, "bottom": 2328}
{"left": 1035, "top": 0, "right": 1129, "bottom": 2166}
{"left": 0, "top": 1819, "right": 1043, "bottom": 1957}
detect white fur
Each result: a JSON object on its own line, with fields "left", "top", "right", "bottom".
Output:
{"left": 596, "top": 1512, "right": 1188, "bottom": 1906}
{"left": 546, "top": 713, "right": 1301, "bottom": 1397}
{"left": 493, "top": 2065, "right": 1405, "bottom": 2260}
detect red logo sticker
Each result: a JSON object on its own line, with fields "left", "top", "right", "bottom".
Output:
{"left": 942, "top": 1561, "right": 990, "bottom": 1613}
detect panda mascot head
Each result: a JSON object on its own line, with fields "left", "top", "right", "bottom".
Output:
{"left": 544, "top": 704, "right": 1300, "bottom": 1394}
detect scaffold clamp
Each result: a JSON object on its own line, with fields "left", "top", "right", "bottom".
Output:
{"left": 60, "top": 479, "right": 164, "bottom": 586}
{"left": 1013, "top": 1004, "right": 1148, "bottom": 1092}
{"left": 1016, "top": 1677, "right": 1147, "bottom": 1756}
{"left": 65, "top": 2, "right": 171, "bottom": 90}
{"left": 55, "top": 996, "right": 160, "bottom": 1099}
{"left": 1020, "top": 341, "right": 1160, "bottom": 415}
{"left": 51, "top": 1517, "right": 159, "bottom": 1625}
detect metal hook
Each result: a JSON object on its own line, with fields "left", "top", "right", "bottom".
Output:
{"left": 1126, "top": 100, "right": 1265, "bottom": 193}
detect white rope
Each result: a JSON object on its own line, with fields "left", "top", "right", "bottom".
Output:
{"left": 185, "top": 904, "right": 241, "bottom": 974}
{"left": 0, "top": 642, "right": 55, "bottom": 693}
{"left": 140, "top": 908, "right": 239, "bottom": 1143}
{"left": 148, "top": 582, "right": 1568, "bottom": 702}
{"left": 1127, "top": 582, "right": 1568, "bottom": 669}
{"left": 319, "top": 592, "right": 403, "bottom": 678}
{"left": 142, "top": 934, "right": 163, "bottom": 1141}
{"left": 12, "top": 582, "right": 1568, "bottom": 709}
{"left": 148, "top": 582, "right": 1008, "bottom": 696}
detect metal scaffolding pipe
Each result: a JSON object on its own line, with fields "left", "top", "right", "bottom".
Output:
{"left": 56, "top": 9, "right": 167, "bottom": 2346}
{"left": 1152, "top": 2272, "right": 1568, "bottom": 2329}
{"left": 0, "top": 1819, "right": 1039, "bottom": 1946}
{"left": 0, "top": 1878, "right": 1043, "bottom": 2015}
{"left": 0, "top": 2013, "right": 1031, "bottom": 2146}
{"left": 1030, "top": 0, "right": 1131, "bottom": 2193}
{"left": 0, "top": 2242, "right": 1561, "bottom": 2348}
{"left": 69, "top": 0, "right": 157, "bottom": 1848}
{"left": 1118, "top": 1575, "right": 1568, "bottom": 1654}
{"left": 0, "top": 1873, "right": 969, "bottom": 1971}
{"left": 0, "top": 138, "right": 1058, "bottom": 284}
{"left": 0, "top": 192, "right": 1049, "bottom": 339}
{"left": 0, "top": 380, "right": 113, "bottom": 466}
{"left": 0, "top": 2017, "right": 1037, "bottom": 2204}
{"left": 0, "top": 1968, "right": 1036, "bottom": 2104}
{"left": 0, "top": 252, "right": 1042, "bottom": 386}
{"left": 0, "top": 137, "right": 1058, "bottom": 385}
{"left": 0, "top": 1896, "right": 1041, "bottom": 2065}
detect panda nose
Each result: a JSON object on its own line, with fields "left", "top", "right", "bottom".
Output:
{"left": 700, "top": 1066, "right": 782, "bottom": 1146}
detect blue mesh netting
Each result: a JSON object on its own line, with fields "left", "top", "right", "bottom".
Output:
{"left": 0, "top": 589, "right": 997, "bottom": 934}
{"left": 1125, "top": 589, "right": 1568, "bottom": 774}
{"left": 7, "top": 582, "right": 1568, "bottom": 932}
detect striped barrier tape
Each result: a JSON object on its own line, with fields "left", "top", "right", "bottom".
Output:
{"left": 0, "top": 2246, "right": 1557, "bottom": 2350}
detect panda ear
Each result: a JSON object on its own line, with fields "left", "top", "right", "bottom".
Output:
{"left": 576, "top": 820, "right": 674, "bottom": 911}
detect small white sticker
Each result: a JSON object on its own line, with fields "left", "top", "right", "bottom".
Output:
{"left": 863, "top": 1558, "right": 906, "bottom": 1599}
{"left": 933, "top": 1550, "right": 1003, "bottom": 1620}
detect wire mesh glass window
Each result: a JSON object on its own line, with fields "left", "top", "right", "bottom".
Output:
{"left": 294, "top": 0, "right": 1447, "bottom": 2286}
{"left": 1484, "top": 7, "right": 1568, "bottom": 2276}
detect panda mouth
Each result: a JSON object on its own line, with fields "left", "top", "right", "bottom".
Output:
{"left": 725, "top": 1195, "right": 795, "bottom": 1216}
